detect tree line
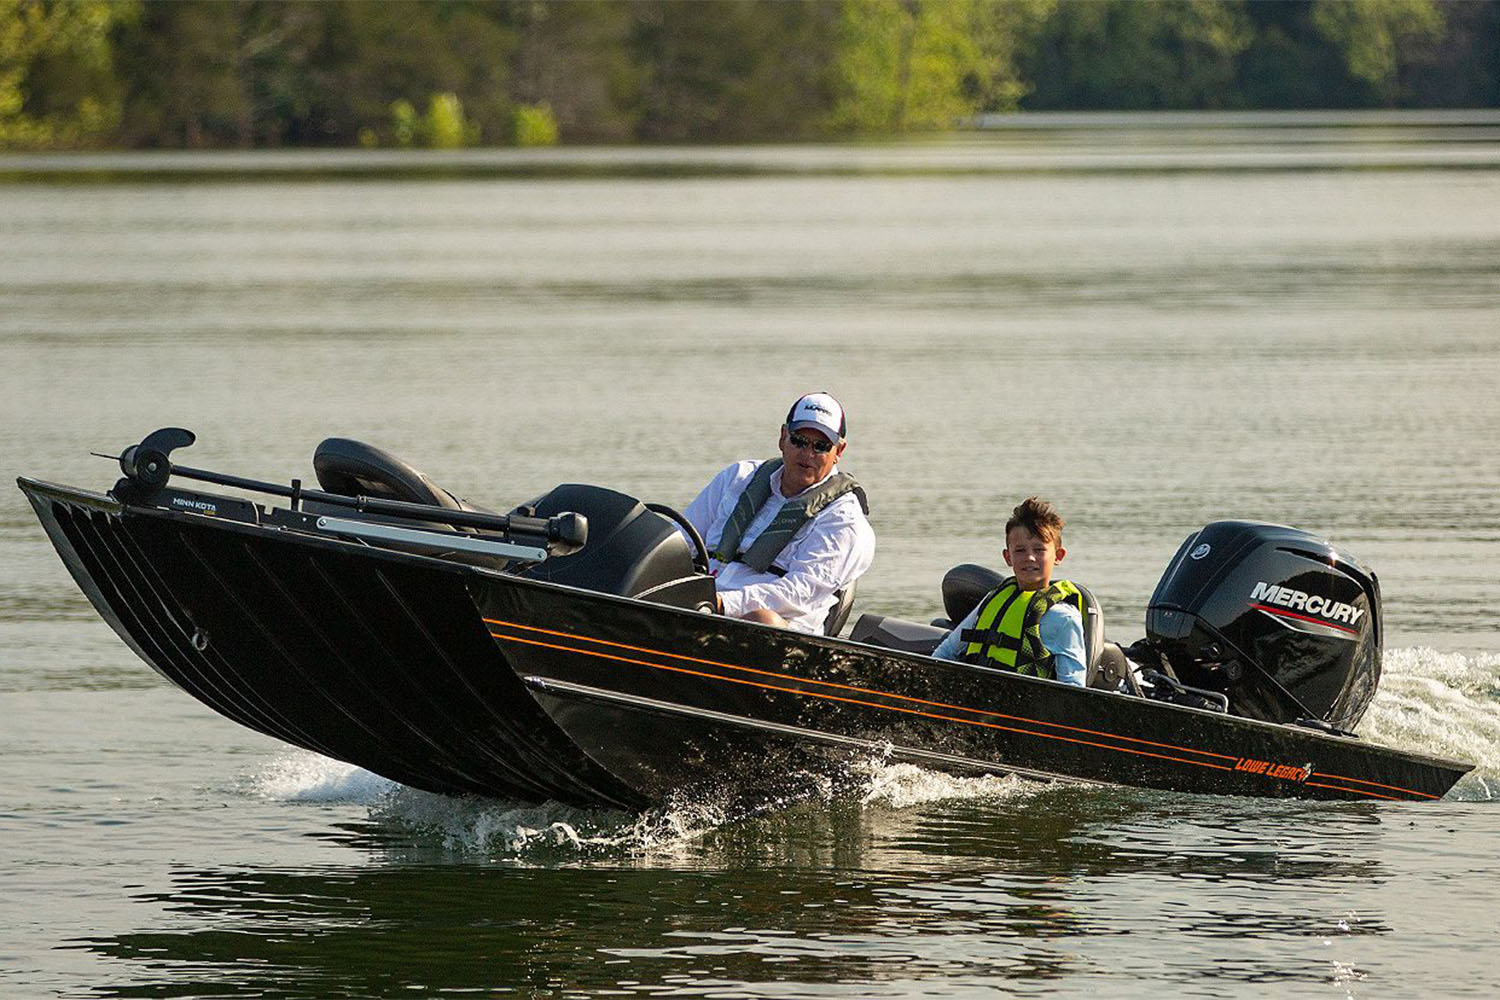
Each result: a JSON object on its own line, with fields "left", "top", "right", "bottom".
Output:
{"left": 3, "top": 0, "right": 1497, "bottom": 151}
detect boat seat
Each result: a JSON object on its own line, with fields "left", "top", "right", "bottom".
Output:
{"left": 308, "top": 438, "right": 508, "bottom": 568}
{"left": 313, "top": 438, "right": 470, "bottom": 511}
{"left": 848, "top": 613, "right": 947, "bottom": 654}
{"left": 824, "top": 580, "right": 857, "bottom": 637}
{"left": 518, "top": 484, "right": 717, "bottom": 611}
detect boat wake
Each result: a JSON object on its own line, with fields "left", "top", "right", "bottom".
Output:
{"left": 247, "top": 748, "right": 1045, "bottom": 861}
{"left": 850, "top": 759, "right": 1040, "bottom": 810}
{"left": 250, "top": 753, "right": 397, "bottom": 805}
{"left": 246, "top": 645, "right": 1498, "bottom": 858}
{"left": 1360, "top": 647, "right": 1500, "bottom": 801}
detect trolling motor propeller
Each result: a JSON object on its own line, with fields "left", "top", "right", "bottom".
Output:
{"left": 115, "top": 427, "right": 195, "bottom": 501}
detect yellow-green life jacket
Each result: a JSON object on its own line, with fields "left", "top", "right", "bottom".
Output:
{"left": 959, "top": 578, "right": 1086, "bottom": 680}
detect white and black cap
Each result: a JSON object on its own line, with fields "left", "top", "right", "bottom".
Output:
{"left": 785, "top": 392, "right": 846, "bottom": 442}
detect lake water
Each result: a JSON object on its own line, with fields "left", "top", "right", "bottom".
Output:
{"left": 3, "top": 118, "right": 1500, "bottom": 998}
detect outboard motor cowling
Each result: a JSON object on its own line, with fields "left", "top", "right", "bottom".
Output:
{"left": 1145, "top": 521, "right": 1381, "bottom": 730}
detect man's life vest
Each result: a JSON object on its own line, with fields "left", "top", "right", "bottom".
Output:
{"left": 710, "top": 458, "right": 868, "bottom": 574}
{"left": 959, "top": 578, "right": 1087, "bottom": 680}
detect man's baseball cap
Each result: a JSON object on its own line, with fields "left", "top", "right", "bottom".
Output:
{"left": 785, "top": 392, "right": 846, "bottom": 442}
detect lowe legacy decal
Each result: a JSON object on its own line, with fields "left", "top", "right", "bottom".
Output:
{"left": 1249, "top": 581, "right": 1364, "bottom": 635}
{"left": 1233, "top": 756, "right": 1314, "bottom": 784}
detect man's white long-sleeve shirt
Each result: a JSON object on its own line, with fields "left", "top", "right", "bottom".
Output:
{"left": 682, "top": 460, "right": 875, "bottom": 634}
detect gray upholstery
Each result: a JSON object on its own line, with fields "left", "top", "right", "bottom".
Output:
{"left": 824, "top": 580, "right": 857, "bottom": 636}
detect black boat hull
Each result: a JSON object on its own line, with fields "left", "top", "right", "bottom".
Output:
{"left": 21, "top": 477, "right": 1471, "bottom": 805}
{"left": 23, "top": 479, "right": 643, "bottom": 808}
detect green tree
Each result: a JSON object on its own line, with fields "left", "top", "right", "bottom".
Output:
{"left": 827, "top": 0, "right": 1059, "bottom": 132}
{"left": 1023, "top": 0, "right": 1254, "bottom": 110}
{"left": 111, "top": 2, "right": 518, "bottom": 148}
{"left": 299, "top": 2, "right": 504, "bottom": 147}
{"left": 506, "top": 0, "right": 636, "bottom": 143}
{"left": 1238, "top": 2, "right": 1352, "bottom": 108}
{"left": 1310, "top": 0, "right": 1445, "bottom": 104}
{"left": 3, "top": 0, "right": 1494, "bottom": 150}
{"left": 829, "top": 0, "right": 1035, "bottom": 132}
{"left": 421, "top": 91, "right": 468, "bottom": 147}
{"left": 513, "top": 102, "right": 559, "bottom": 146}
{"left": 964, "top": 0, "right": 1057, "bottom": 113}
{"left": 113, "top": 0, "right": 248, "bottom": 147}
{"left": 628, "top": 0, "right": 841, "bottom": 141}
{"left": 389, "top": 97, "right": 416, "bottom": 147}
{"left": 1402, "top": 0, "right": 1500, "bottom": 107}
{"left": 0, "top": 0, "right": 133, "bottom": 148}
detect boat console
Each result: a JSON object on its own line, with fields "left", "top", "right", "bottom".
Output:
{"left": 514, "top": 484, "right": 716, "bottom": 611}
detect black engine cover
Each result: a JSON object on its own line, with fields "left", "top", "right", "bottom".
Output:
{"left": 1146, "top": 521, "right": 1381, "bottom": 730}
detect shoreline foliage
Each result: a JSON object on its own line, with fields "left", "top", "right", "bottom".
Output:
{"left": 0, "top": 0, "right": 1495, "bottom": 151}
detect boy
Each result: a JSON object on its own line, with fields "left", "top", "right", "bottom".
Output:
{"left": 931, "top": 496, "right": 1088, "bottom": 685}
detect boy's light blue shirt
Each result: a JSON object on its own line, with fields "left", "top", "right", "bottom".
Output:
{"left": 931, "top": 600, "right": 1088, "bottom": 686}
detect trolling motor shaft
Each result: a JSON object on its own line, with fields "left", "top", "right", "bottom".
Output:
{"left": 110, "top": 427, "right": 587, "bottom": 554}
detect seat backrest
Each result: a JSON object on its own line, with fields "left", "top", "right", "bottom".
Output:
{"left": 941, "top": 563, "right": 1005, "bottom": 624}
{"left": 313, "top": 437, "right": 464, "bottom": 510}
{"left": 1071, "top": 582, "right": 1111, "bottom": 687}
{"left": 520, "top": 484, "right": 715, "bottom": 611}
{"left": 823, "top": 579, "right": 857, "bottom": 636}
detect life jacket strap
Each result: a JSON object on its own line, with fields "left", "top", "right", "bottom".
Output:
{"left": 959, "top": 628, "right": 1022, "bottom": 651}
{"left": 711, "top": 459, "right": 866, "bottom": 574}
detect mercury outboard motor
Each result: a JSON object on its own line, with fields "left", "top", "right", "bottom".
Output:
{"left": 1142, "top": 521, "right": 1381, "bottom": 731}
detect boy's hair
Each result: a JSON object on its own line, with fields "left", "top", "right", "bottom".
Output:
{"left": 1005, "top": 496, "right": 1064, "bottom": 547}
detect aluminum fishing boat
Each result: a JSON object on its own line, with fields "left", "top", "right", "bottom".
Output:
{"left": 19, "top": 428, "right": 1472, "bottom": 806}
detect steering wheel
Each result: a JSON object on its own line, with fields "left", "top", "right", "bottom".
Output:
{"left": 644, "top": 502, "right": 712, "bottom": 576}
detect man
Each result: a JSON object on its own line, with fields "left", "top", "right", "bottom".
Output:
{"left": 681, "top": 392, "right": 875, "bottom": 634}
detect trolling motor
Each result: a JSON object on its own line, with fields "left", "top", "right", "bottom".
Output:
{"left": 109, "top": 427, "right": 589, "bottom": 556}
{"left": 1136, "top": 520, "right": 1381, "bottom": 731}
{"left": 115, "top": 427, "right": 196, "bottom": 503}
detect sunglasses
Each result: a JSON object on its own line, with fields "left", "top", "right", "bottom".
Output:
{"left": 788, "top": 431, "right": 836, "bottom": 454}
